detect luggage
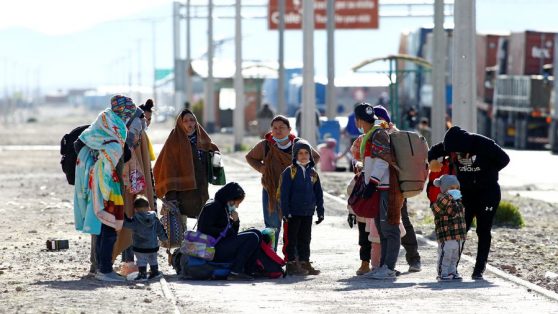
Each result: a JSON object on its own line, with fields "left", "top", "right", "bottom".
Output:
{"left": 389, "top": 131, "right": 429, "bottom": 198}
{"left": 60, "top": 125, "right": 90, "bottom": 185}
{"left": 252, "top": 242, "right": 286, "bottom": 279}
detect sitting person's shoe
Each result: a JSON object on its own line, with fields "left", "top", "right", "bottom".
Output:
{"left": 356, "top": 261, "right": 370, "bottom": 276}
{"left": 300, "top": 261, "right": 320, "bottom": 275}
{"left": 286, "top": 261, "right": 309, "bottom": 276}
{"left": 408, "top": 261, "right": 422, "bottom": 272}
{"left": 95, "top": 271, "right": 126, "bottom": 282}
{"left": 369, "top": 265, "right": 396, "bottom": 280}
{"left": 133, "top": 272, "right": 148, "bottom": 281}
{"left": 227, "top": 272, "right": 254, "bottom": 281}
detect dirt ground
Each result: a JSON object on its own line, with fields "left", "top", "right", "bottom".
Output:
{"left": 1, "top": 104, "right": 557, "bottom": 312}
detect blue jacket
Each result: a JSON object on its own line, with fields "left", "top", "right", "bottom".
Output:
{"left": 123, "top": 211, "right": 168, "bottom": 253}
{"left": 279, "top": 140, "right": 325, "bottom": 218}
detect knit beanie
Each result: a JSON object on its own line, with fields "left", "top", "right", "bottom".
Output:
{"left": 373, "top": 105, "right": 391, "bottom": 123}
{"left": 354, "top": 103, "right": 376, "bottom": 123}
{"left": 433, "top": 175, "right": 460, "bottom": 193}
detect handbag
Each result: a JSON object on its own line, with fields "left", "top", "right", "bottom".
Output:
{"left": 182, "top": 222, "right": 230, "bottom": 261}
{"left": 160, "top": 199, "right": 185, "bottom": 249}
{"left": 207, "top": 152, "right": 226, "bottom": 186}
{"left": 347, "top": 173, "right": 380, "bottom": 218}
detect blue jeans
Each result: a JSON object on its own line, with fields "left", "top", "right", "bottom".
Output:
{"left": 374, "top": 191, "right": 401, "bottom": 271}
{"left": 96, "top": 224, "right": 117, "bottom": 274}
{"left": 262, "top": 189, "right": 281, "bottom": 251}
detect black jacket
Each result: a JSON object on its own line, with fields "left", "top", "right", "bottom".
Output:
{"left": 428, "top": 126, "right": 510, "bottom": 189}
{"left": 197, "top": 182, "right": 244, "bottom": 239}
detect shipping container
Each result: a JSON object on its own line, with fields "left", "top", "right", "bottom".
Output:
{"left": 507, "top": 31, "right": 556, "bottom": 75}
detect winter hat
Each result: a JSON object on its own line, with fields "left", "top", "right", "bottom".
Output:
{"left": 111, "top": 95, "right": 137, "bottom": 122}
{"left": 373, "top": 105, "right": 391, "bottom": 123}
{"left": 354, "top": 103, "right": 377, "bottom": 124}
{"left": 433, "top": 175, "right": 460, "bottom": 193}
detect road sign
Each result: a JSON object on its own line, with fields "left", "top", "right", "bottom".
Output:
{"left": 268, "top": 0, "right": 378, "bottom": 30}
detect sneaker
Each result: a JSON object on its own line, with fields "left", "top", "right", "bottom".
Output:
{"left": 356, "top": 261, "right": 371, "bottom": 276}
{"left": 95, "top": 271, "right": 126, "bottom": 282}
{"left": 300, "top": 261, "right": 320, "bottom": 275}
{"left": 227, "top": 272, "right": 254, "bottom": 281}
{"left": 436, "top": 274, "right": 453, "bottom": 281}
{"left": 133, "top": 272, "right": 148, "bottom": 281}
{"left": 408, "top": 261, "right": 422, "bottom": 273}
{"left": 148, "top": 271, "right": 163, "bottom": 280}
{"left": 452, "top": 272, "right": 463, "bottom": 280}
{"left": 471, "top": 272, "right": 484, "bottom": 280}
{"left": 369, "top": 265, "right": 396, "bottom": 280}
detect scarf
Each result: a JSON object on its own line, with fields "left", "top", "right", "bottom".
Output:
{"left": 262, "top": 138, "right": 295, "bottom": 214}
{"left": 74, "top": 108, "right": 127, "bottom": 234}
{"left": 153, "top": 114, "right": 216, "bottom": 198}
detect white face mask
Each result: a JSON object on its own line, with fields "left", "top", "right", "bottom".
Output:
{"left": 227, "top": 204, "right": 237, "bottom": 213}
{"left": 447, "top": 189, "right": 462, "bottom": 200}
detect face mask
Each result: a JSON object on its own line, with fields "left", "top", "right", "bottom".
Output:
{"left": 447, "top": 189, "right": 462, "bottom": 200}
{"left": 227, "top": 204, "right": 236, "bottom": 214}
{"left": 273, "top": 135, "right": 289, "bottom": 143}
{"left": 357, "top": 127, "right": 364, "bottom": 134}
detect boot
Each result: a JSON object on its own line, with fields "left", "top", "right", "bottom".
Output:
{"left": 356, "top": 260, "right": 370, "bottom": 276}
{"left": 286, "top": 261, "right": 309, "bottom": 276}
{"left": 300, "top": 261, "right": 320, "bottom": 275}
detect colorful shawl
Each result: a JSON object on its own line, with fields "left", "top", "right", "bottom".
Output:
{"left": 74, "top": 108, "right": 127, "bottom": 234}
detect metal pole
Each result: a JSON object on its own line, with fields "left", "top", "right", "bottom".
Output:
{"left": 234, "top": 0, "right": 245, "bottom": 151}
{"left": 452, "top": 0, "right": 477, "bottom": 132}
{"left": 185, "top": 0, "right": 193, "bottom": 107}
{"left": 326, "top": 0, "right": 335, "bottom": 120}
{"left": 432, "top": 0, "right": 447, "bottom": 144}
{"left": 137, "top": 39, "right": 142, "bottom": 102}
{"left": 302, "top": 0, "right": 316, "bottom": 146}
{"left": 173, "top": 1, "right": 185, "bottom": 114}
{"left": 277, "top": 0, "right": 286, "bottom": 115}
{"left": 152, "top": 20, "right": 157, "bottom": 103}
{"left": 205, "top": 0, "right": 215, "bottom": 132}
{"left": 551, "top": 33, "right": 558, "bottom": 154}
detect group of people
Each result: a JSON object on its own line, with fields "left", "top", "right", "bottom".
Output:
{"left": 73, "top": 94, "right": 509, "bottom": 283}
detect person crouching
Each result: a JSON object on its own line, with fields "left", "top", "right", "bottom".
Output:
{"left": 124, "top": 195, "right": 168, "bottom": 281}
{"left": 431, "top": 175, "right": 467, "bottom": 281}
{"left": 279, "top": 139, "right": 325, "bottom": 276}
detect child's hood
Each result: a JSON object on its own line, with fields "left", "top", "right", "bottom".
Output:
{"left": 292, "top": 139, "right": 315, "bottom": 168}
{"left": 135, "top": 211, "right": 157, "bottom": 227}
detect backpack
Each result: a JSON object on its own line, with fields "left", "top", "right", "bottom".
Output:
{"left": 251, "top": 242, "right": 286, "bottom": 279}
{"left": 60, "top": 125, "right": 90, "bottom": 185}
{"left": 389, "top": 131, "right": 429, "bottom": 198}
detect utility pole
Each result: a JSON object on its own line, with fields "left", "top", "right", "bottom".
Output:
{"left": 302, "top": 0, "right": 316, "bottom": 146}
{"left": 432, "top": 0, "right": 447, "bottom": 144}
{"left": 277, "top": 0, "right": 286, "bottom": 115}
{"left": 204, "top": 0, "right": 215, "bottom": 133}
{"left": 551, "top": 34, "right": 558, "bottom": 154}
{"left": 326, "top": 0, "right": 335, "bottom": 120}
{"left": 152, "top": 20, "right": 157, "bottom": 103}
{"left": 452, "top": 0, "right": 476, "bottom": 132}
{"left": 185, "top": 0, "right": 193, "bottom": 107}
{"left": 234, "top": 0, "right": 245, "bottom": 151}
{"left": 173, "top": 1, "right": 185, "bottom": 115}
{"left": 137, "top": 39, "right": 142, "bottom": 102}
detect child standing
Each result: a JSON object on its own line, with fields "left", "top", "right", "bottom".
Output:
{"left": 124, "top": 195, "right": 168, "bottom": 281}
{"left": 431, "top": 175, "right": 467, "bottom": 281}
{"left": 279, "top": 139, "right": 325, "bottom": 276}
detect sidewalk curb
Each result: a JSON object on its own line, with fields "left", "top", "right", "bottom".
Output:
{"left": 160, "top": 277, "right": 181, "bottom": 314}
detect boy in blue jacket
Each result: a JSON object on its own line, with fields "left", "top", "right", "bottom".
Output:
{"left": 124, "top": 195, "right": 168, "bottom": 281}
{"left": 278, "top": 139, "right": 325, "bottom": 276}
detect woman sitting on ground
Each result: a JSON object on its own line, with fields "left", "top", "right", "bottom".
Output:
{"left": 197, "top": 182, "right": 263, "bottom": 281}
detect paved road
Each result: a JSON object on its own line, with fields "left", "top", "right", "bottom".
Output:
{"left": 164, "top": 154, "right": 558, "bottom": 313}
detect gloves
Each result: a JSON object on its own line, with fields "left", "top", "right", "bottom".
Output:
{"left": 347, "top": 214, "right": 356, "bottom": 228}
{"left": 362, "top": 182, "right": 377, "bottom": 199}
{"left": 315, "top": 216, "right": 324, "bottom": 225}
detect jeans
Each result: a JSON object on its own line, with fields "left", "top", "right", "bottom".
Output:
{"left": 96, "top": 224, "right": 117, "bottom": 274}
{"left": 400, "top": 200, "right": 421, "bottom": 265}
{"left": 90, "top": 235, "right": 97, "bottom": 273}
{"left": 284, "top": 216, "right": 313, "bottom": 262}
{"left": 374, "top": 191, "right": 401, "bottom": 270}
{"left": 214, "top": 229, "right": 262, "bottom": 274}
{"left": 134, "top": 252, "right": 158, "bottom": 268}
{"left": 262, "top": 189, "right": 281, "bottom": 251}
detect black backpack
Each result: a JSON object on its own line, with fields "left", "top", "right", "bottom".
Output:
{"left": 60, "top": 125, "right": 89, "bottom": 185}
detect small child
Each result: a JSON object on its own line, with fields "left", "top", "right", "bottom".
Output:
{"left": 431, "top": 175, "right": 467, "bottom": 281}
{"left": 278, "top": 139, "right": 325, "bottom": 276}
{"left": 317, "top": 138, "right": 342, "bottom": 172}
{"left": 124, "top": 195, "right": 168, "bottom": 281}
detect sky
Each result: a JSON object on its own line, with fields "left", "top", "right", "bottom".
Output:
{"left": 0, "top": 0, "right": 557, "bottom": 95}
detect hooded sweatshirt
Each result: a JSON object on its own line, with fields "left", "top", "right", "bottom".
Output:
{"left": 278, "top": 140, "right": 325, "bottom": 218}
{"left": 197, "top": 182, "right": 245, "bottom": 239}
{"left": 428, "top": 126, "right": 510, "bottom": 189}
{"left": 123, "top": 211, "right": 168, "bottom": 253}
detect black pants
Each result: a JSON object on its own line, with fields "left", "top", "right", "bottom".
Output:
{"left": 214, "top": 229, "right": 262, "bottom": 274}
{"left": 462, "top": 186, "right": 501, "bottom": 272}
{"left": 358, "top": 222, "right": 371, "bottom": 261}
{"left": 400, "top": 200, "right": 421, "bottom": 265}
{"left": 96, "top": 224, "right": 117, "bottom": 274}
{"left": 285, "top": 216, "right": 313, "bottom": 262}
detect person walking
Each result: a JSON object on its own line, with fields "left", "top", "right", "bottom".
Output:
{"left": 245, "top": 115, "right": 320, "bottom": 251}
{"left": 256, "top": 103, "right": 275, "bottom": 139}
{"left": 428, "top": 126, "right": 510, "bottom": 280}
